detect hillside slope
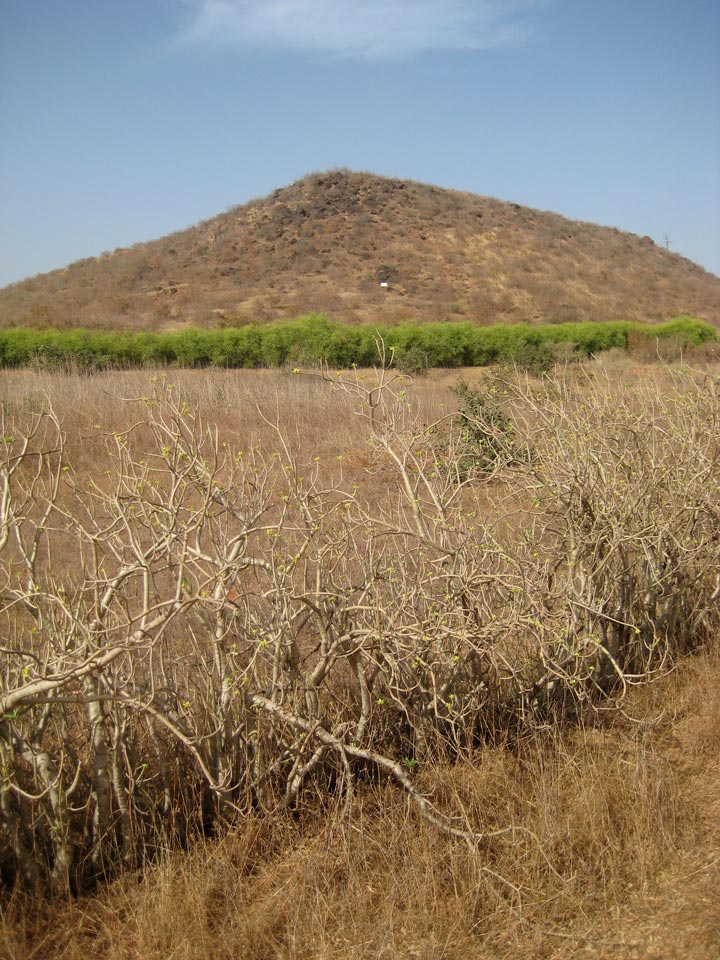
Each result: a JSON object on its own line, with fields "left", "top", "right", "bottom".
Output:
{"left": 1, "top": 170, "right": 718, "bottom": 330}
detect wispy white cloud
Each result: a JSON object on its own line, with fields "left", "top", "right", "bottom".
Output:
{"left": 176, "top": 0, "right": 544, "bottom": 60}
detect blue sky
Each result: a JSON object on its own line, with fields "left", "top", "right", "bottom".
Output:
{"left": 1, "top": 0, "right": 719, "bottom": 288}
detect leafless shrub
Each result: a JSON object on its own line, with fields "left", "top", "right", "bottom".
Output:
{"left": 1, "top": 359, "right": 718, "bottom": 893}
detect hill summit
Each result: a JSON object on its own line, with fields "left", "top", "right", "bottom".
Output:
{"left": 1, "top": 170, "right": 718, "bottom": 330}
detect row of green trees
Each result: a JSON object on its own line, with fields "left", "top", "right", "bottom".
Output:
{"left": 0, "top": 315, "right": 714, "bottom": 371}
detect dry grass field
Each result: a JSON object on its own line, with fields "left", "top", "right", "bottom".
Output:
{"left": 1, "top": 351, "right": 719, "bottom": 959}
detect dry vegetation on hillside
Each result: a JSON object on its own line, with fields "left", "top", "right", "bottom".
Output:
{"left": 1, "top": 351, "right": 719, "bottom": 958}
{"left": 1, "top": 170, "right": 718, "bottom": 331}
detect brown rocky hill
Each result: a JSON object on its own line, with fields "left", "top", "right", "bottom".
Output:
{"left": 1, "top": 170, "right": 719, "bottom": 330}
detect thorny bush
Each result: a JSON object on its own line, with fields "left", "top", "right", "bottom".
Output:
{"left": 0, "top": 362, "right": 718, "bottom": 893}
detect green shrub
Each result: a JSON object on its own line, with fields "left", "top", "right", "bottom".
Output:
{"left": 451, "top": 381, "right": 515, "bottom": 477}
{"left": 395, "top": 344, "right": 431, "bottom": 376}
{"left": 506, "top": 338, "right": 558, "bottom": 374}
